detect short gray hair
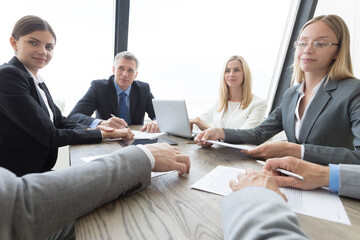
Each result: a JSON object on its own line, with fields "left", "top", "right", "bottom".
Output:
{"left": 114, "top": 51, "right": 139, "bottom": 71}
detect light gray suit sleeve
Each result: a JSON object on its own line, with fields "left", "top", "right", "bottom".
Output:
{"left": 222, "top": 188, "right": 310, "bottom": 240}
{"left": 339, "top": 164, "right": 360, "bottom": 199}
{"left": 0, "top": 146, "right": 152, "bottom": 240}
{"left": 303, "top": 144, "right": 360, "bottom": 165}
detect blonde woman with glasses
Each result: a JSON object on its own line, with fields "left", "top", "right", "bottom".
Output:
{"left": 190, "top": 55, "right": 267, "bottom": 131}
{"left": 195, "top": 15, "right": 360, "bottom": 165}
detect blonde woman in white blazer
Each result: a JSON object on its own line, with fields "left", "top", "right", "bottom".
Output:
{"left": 190, "top": 55, "right": 267, "bottom": 131}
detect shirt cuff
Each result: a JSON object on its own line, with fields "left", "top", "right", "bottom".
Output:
{"left": 136, "top": 145, "right": 155, "bottom": 170}
{"left": 329, "top": 164, "right": 340, "bottom": 193}
{"left": 89, "top": 119, "right": 102, "bottom": 129}
{"left": 300, "top": 145, "right": 304, "bottom": 159}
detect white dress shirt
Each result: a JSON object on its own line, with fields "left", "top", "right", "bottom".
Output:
{"left": 294, "top": 77, "right": 325, "bottom": 159}
{"left": 25, "top": 68, "right": 54, "bottom": 122}
{"left": 200, "top": 94, "right": 267, "bottom": 129}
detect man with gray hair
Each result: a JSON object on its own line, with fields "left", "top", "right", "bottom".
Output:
{"left": 69, "top": 51, "right": 159, "bottom": 132}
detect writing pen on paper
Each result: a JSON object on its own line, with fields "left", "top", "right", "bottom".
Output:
{"left": 256, "top": 160, "right": 304, "bottom": 180}
{"left": 110, "top": 114, "right": 128, "bottom": 128}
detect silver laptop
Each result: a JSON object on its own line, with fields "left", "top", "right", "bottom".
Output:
{"left": 152, "top": 99, "right": 195, "bottom": 139}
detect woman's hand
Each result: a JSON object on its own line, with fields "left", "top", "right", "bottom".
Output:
{"left": 263, "top": 156, "right": 330, "bottom": 190}
{"left": 242, "top": 141, "right": 301, "bottom": 159}
{"left": 194, "top": 127, "right": 225, "bottom": 148}
{"left": 189, "top": 117, "right": 210, "bottom": 131}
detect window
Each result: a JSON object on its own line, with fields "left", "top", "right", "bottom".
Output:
{"left": 128, "top": 0, "right": 299, "bottom": 117}
{"left": 315, "top": 0, "right": 360, "bottom": 79}
{"left": 0, "top": 0, "right": 114, "bottom": 114}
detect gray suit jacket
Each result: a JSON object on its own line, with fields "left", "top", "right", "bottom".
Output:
{"left": 224, "top": 78, "right": 360, "bottom": 165}
{"left": 339, "top": 164, "right": 360, "bottom": 199}
{"left": 0, "top": 146, "right": 151, "bottom": 240}
{"left": 222, "top": 188, "right": 310, "bottom": 240}
{"left": 222, "top": 165, "right": 360, "bottom": 240}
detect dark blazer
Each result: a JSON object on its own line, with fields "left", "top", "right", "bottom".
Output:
{"left": 0, "top": 57, "right": 102, "bottom": 176}
{"left": 68, "top": 76, "right": 156, "bottom": 126}
{"left": 224, "top": 78, "right": 360, "bottom": 165}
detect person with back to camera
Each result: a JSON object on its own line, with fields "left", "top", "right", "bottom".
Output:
{"left": 68, "top": 51, "right": 160, "bottom": 133}
{"left": 0, "top": 15, "right": 133, "bottom": 176}
{"left": 190, "top": 55, "right": 267, "bottom": 131}
{"left": 0, "top": 142, "right": 191, "bottom": 240}
{"left": 222, "top": 155, "right": 360, "bottom": 239}
{"left": 195, "top": 14, "right": 360, "bottom": 165}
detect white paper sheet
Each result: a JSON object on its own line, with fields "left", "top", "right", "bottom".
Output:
{"left": 103, "top": 131, "right": 166, "bottom": 142}
{"left": 191, "top": 166, "right": 351, "bottom": 225}
{"left": 191, "top": 166, "right": 245, "bottom": 196}
{"left": 204, "top": 140, "right": 254, "bottom": 150}
{"left": 80, "top": 154, "right": 175, "bottom": 178}
{"left": 132, "top": 130, "right": 166, "bottom": 139}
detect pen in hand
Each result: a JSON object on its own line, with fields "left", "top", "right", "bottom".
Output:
{"left": 110, "top": 114, "right": 128, "bottom": 128}
{"left": 256, "top": 160, "right": 304, "bottom": 180}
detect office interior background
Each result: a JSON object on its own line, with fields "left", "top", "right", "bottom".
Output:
{"left": 0, "top": 0, "right": 359, "bottom": 118}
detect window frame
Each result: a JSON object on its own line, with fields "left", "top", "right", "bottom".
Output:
{"left": 114, "top": 0, "right": 319, "bottom": 113}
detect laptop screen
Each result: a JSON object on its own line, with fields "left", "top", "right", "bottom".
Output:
{"left": 152, "top": 99, "right": 194, "bottom": 138}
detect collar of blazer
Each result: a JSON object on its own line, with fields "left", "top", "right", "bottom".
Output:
{"left": 8, "top": 56, "right": 56, "bottom": 123}
{"left": 9, "top": 56, "right": 41, "bottom": 102}
{"left": 9, "top": 56, "right": 29, "bottom": 75}
{"left": 323, "top": 78, "right": 339, "bottom": 92}
{"left": 297, "top": 78, "right": 338, "bottom": 143}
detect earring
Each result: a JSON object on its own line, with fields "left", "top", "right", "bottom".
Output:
{"left": 14, "top": 51, "right": 18, "bottom": 55}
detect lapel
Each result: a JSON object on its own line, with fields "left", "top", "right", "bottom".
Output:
{"left": 107, "top": 76, "right": 119, "bottom": 116}
{"left": 39, "top": 82, "right": 57, "bottom": 123}
{"left": 284, "top": 87, "right": 300, "bottom": 143}
{"left": 298, "top": 79, "right": 338, "bottom": 143}
{"left": 9, "top": 57, "right": 50, "bottom": 117}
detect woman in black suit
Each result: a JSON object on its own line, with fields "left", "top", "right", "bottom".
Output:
{"left": 0, "top": 15, "right": 133, "bottom": 176}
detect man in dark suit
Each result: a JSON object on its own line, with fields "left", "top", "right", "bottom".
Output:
{"left": 69, "top": 51, "right": 159, "bottom": 132}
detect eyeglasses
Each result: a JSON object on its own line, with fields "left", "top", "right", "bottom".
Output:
{"left": 294, "top": 40, "right": 340, "bottom": 49}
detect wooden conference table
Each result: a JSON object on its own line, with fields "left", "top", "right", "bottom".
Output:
{"left": 70, "top": 128, "right": 360, "bottom": 240}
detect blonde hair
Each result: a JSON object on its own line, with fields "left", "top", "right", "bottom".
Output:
{"left": 292, "top": 14, "right": 354, "bottom": 84}
{"left": 218, "top": 55, "right": 253, "bottom": 112}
